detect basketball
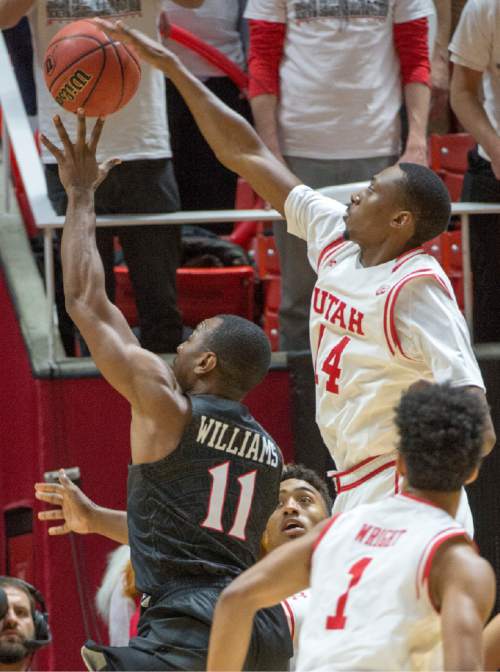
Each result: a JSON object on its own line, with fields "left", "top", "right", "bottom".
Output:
{"left": 43, "top": 19, "right": 141, "bottom": 117}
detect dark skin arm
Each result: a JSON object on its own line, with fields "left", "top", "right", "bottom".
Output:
{"left": 35, "top": 469, "right": 128, "bottom": 544}
{"left": 430, "top": 539, "right": 496, "bottom": 671}
{"left": 40, "top": 112, "right": 190, "bottom": 465}
{"left": 95, "top": 19, "right": 301, "bottom": 217}
{"left": 207, "top": 521, "right": 327, "bottom": 671}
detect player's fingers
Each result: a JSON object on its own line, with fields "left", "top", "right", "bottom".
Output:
{"left": 39, "top": 134, "right": 63, "bottom": 161}
{"left": 47, "top": 524, "right": 70, "bottom": 536}
{"left": 34, "top": 482, "right": 64, "bottom": 494}
{"left": 35, "top": 491, "right": 64, "bottom": 506}
{"left": 88, "top": 117, "right": 105, "bottom": 154}
{"left": 76, "top": 108, "right": 86, "bottom": 149}
{"left": 38, "top": 509, "right": 65, "bottom": 521}
{"left": 58, "top": 469, "right": 75, "bottom": 489}
{"left": 53, "top": 115, "right": 74, "bottom": 155}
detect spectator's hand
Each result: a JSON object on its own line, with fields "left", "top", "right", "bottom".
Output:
{"left": 398, "top": 142, "right": 428, "bottom": 167}
{"left": 40, "top": 111, "right": 120, "bottom": 194}
{"left": 35, "top": 469, "right": 96, "bottom": 536}
{"left": 95, "top": 18, "right": 174, "bottom": 71}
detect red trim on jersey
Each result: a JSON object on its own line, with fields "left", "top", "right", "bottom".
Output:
{"left": 392, "top": 247, "right": 425, "bottom": 273}
{"left": 328, "top": 458, "right": 396, "bottom": 494}
{"left": 317, "top": 237, "right": 347, "bottom": 272}
{"left": 400, "top": 491, "right": 442, "bottom": 510}
{"left": 422, "top": 531, "right": 472, "bottom": 612}
{"left": 415, "top": 526, "right": 467, "bottom": 602}
{"left": 312, "top": 513, "right": 342, "bottom": 555}
{"left": 394, "top": 470, "right": 400, "bottom": 494}
{"left": 282, "top": 598, "right": 295, "bottom": 640}
{"left": 384, "top": 270, "right": 452, "bottom": 359}
{"left": 328, "top": 454, "right": 381, "bottom": 478}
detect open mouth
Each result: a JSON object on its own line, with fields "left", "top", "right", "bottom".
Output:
{"left": 282, "top": 519, "right": 305, "bottom": 536}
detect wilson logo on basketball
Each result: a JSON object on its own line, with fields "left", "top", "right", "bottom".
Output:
{"left": 45, "top": 57, "right": 56, "bottom": 75}
{"left": 55, "top": 70, "right": 92, "bottom": 105}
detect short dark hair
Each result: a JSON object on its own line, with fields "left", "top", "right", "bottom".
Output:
{"left": 204, "top": 315, "right": 271, "bottom": 395}
{"left": 0, "top": 577, "right": 35, "bottom": 615}
{"left": 395, "top": 383, "right": 485, "bottom": 492}
{"left": 398, "top": 163, "right": 451, "bottom": 245}
{"left": 281, "top": 463, "right": 332, "bottom": 512}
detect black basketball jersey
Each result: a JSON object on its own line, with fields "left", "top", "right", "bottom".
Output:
{"left": 127, "top": 394, "right": 283, "bottom": 595}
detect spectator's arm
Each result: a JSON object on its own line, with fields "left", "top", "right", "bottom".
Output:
{"left": 248, "top": 19, "right": 286, "bottom": 161}
{"left": 450, "top": 64, "right": 500, "bottom": 178}
{"left": 97, "top": 19, "right": 300, "bottom": 216}
{"left": 430, "top": 1, "right": 451, "bottom": 121}
{"left": 394, "top": 18, "right": 431, "bottom": 165}
{"left": 0, "top": 0, "right": 34, "bottom": 28}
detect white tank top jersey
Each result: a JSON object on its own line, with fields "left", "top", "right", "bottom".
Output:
{"left": 282, "top": 589, "right": 311, "bottom": 671}
{"left": 285, "top": 185, "right": 484, "bottom": 470}
{"left": 296, "top": 493, "right": 473, "bottom": 672}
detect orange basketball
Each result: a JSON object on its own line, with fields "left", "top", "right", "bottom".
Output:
{"left": 43, "top": 19, "right": 141, "bottom": 117}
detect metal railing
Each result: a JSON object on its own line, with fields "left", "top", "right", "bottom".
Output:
{"left": 1, "top": 33, "right": 499, "bottom": 364}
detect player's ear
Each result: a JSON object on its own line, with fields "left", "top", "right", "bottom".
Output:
{"left": 395, "top": 452, "right": 406, "bottom": 477}
{"left": 393, "top": 209, "right": 414, "bottom": 231}
{"left": 194, "top": 351, "right": 217, "bottom": 375}
{"left": 464, "top": 465, "right": 479, "bottom": 485}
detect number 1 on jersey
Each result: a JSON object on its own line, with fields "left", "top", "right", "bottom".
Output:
{"left": 326, "top": 557, "right": 372, "bottom": 630}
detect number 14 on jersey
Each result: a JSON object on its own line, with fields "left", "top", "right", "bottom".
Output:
{"left": 314, "top": 327, "right": 351, "bottom": 394}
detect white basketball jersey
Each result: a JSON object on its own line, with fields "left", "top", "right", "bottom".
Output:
{"left": 282, "top": 589, "right": 311, "bottom": 670}
{"left": 285, "top": 185, "right": 484, "bottom": 469}
{"left": 296, "top": 493, "right": 472, "bottom": 672}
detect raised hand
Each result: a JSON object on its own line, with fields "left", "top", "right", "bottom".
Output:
{"left": 94, "top": 18, "right": 173, "bottom": 70}
{"left": 40, "top": 109, "right": 120, "bottom": 194}
{"left": 35, "top": 469, "right": 97, "bottom": 536}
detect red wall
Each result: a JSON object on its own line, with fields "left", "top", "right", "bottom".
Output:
{"left": 0, "top": 269, "right": 293, "bottom": 670}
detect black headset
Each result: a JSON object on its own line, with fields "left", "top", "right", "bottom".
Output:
{"left": 0, "top": 577, "right": 52, "bottom": 650}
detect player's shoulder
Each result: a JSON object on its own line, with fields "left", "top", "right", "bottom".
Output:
{"left": 388, "top": 248, "right": 453, "bottom": 299}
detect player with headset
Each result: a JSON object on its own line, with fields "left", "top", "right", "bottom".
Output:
{"left": 0, "top": 577, "right": 51, "bottom": 670}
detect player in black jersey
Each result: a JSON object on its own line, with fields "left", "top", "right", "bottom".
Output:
{"left": 34, "top": 111, "right": 291, "bottom": 671}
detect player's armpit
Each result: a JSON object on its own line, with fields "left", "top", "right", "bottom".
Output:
{"left": 431, "top": 540, "right": 496, "bottom": 671}
{"left": 207, "top": 521, "right": 325, "bottom": 671}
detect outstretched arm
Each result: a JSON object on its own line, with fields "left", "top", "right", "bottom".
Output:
{"left": 95, "top": 19, "right": 301, "bottom": 216}
{"left": 35, "top": 469, "right": 128, "bottom": 544}
{"left": 40, "top": 112, "right": 189, "bottom": 463}
{"left": 431, "top": 541, "right": 496, "bottom": 671}
{"left": 207, "top": 521, "right": 325, "bottom": 671}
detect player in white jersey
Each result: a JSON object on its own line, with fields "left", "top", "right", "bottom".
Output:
{"left": 207, "top": 383, "right": 496, "bottom": 671}
{"left": 93, "top": 19, "right": 495, "bottom": 520}
{"left": 262, "top": 464, "right": 331, "bottom": 668}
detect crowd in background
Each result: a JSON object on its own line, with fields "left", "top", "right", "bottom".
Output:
{"left": 1, "top": 0, "right": 499, "bottom": 350}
